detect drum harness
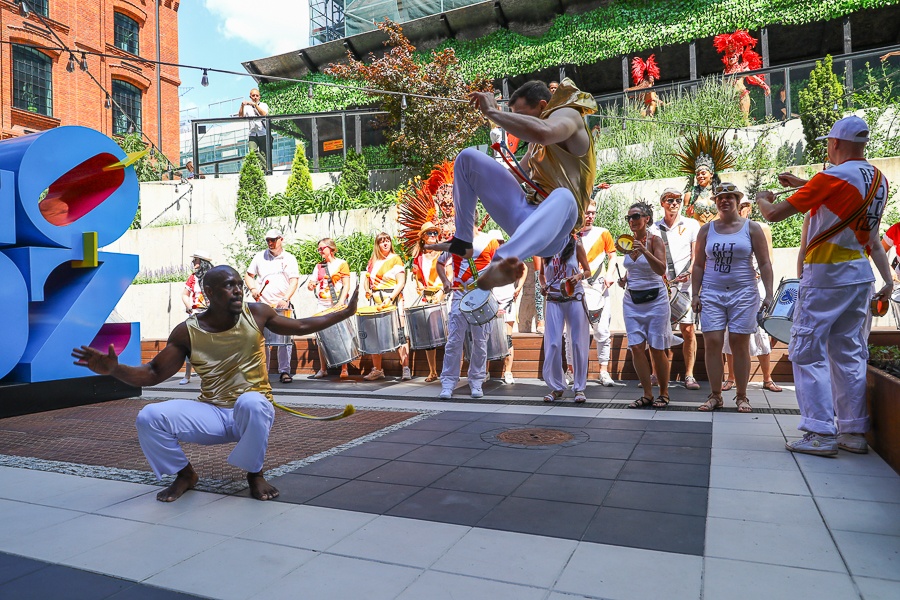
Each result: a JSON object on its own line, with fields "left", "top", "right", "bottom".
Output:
{"left": 657, "top": 225, "right": 691, "bottom": 292}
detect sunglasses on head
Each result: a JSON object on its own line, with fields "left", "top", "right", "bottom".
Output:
{"left": 625, "top": 213, "right": 644, "bottom": 222}
{"left": 714, "top": 183, "right": 739, "bottom": 195}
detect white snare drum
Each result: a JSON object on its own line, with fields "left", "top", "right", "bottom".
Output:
{"left": 759, "top": 278, "right": 800, "bottom": 344}
{"left": 357, "top": 305, "right": 401, "bottom": 354}
{"left": 891, "top": 299, "right": 900, "bottom": 331}
{"left": 263, "top": 308, "right": 293, "bottom": 346}
{"left": 406, "top": 301, "right": 449, "bottom": 350}
{"left": 459, "top": 288, "right": 498, "bottom": 326}
{"left": 669, "top": 288, "right": 691, "bottom": 325}
{"left": 464, "top": 316, "right": 510, "bottom": 362}
{"left": 315, "top": 310, "right": 361, "bottom": 368}
{"left": 582, "top": 285, "right": 606, "bottom": 324}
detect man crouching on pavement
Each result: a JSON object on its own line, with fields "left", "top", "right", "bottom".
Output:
{"left": 73, "top": 265, "right": 359, "bottom": 502}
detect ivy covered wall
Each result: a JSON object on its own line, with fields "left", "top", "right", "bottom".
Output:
{"left": 261, "top": 0, "right": 900, "bottom": 115}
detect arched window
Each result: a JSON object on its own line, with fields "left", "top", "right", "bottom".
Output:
{"left": 114, "top": 12, "right": 140, "bottom": 55}
{"left": 112, "top": 80, "right": 142, "bottom": 135}
{"left": 12, "top": 45, "right": 52, "bottom": 117}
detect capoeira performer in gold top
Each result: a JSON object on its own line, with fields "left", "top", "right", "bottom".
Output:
{"left": 427, "top": 79, "right": 597, "bottom": 291}
{"left": 757, "top": 116, "right": 893, "bottom": 456}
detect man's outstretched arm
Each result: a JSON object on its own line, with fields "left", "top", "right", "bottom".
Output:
{"left": 73, "top": 324, "right": 189, "bottom": 387}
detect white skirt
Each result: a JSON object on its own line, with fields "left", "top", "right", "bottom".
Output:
{"left": 623, "top": 287, "right": 677, "bottom": 349}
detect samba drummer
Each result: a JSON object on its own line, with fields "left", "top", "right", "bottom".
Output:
{"left": 411, "top": 222, "right": 452, "bottom": 382}
{"left": 574, "top": 198, "right": 619, "bottom": 387}
{"left": 540, "top": 235, "right": 591, "bottom": 404}
{"left": 363, "top": 232, "right": 411, "bottom": 381}
{"left": 427, "top": 79, "right": 596, "bottom": 294}
{"left": 757, "top": 116, "right": 892, "bottom": 457}
{"left": 244, "top": 229, "right": 300, "bottom": 384}
{"left": 437, "top": 227, "right": 500, "bottom": 399}
{"left": 308, "top": 237, "right": 351, "bottom": 379}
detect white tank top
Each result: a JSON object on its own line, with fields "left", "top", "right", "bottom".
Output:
{"left": 704, "top": 219, "right": 757, "bottom": 288}
{"left": 623, "top": 244, "right": 665, "bottom": 291}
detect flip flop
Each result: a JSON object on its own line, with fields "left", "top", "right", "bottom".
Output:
{"left": 280, "top": 373, "right": 293, "bottom": 384}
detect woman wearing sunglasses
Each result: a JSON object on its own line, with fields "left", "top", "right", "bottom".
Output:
{"left": 308, "top": 238, "right": 351, "bottom": 379}
{"left": 411, "top": 223, "right": 451, "bottom": 382}
{"left": 692, "top": 183, "right": 774, "bottom": 413}
{"left": 619, "top": 201, "right": 675, "bottom": 408}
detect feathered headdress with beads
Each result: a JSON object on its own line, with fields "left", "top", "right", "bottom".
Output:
{"left": 713, "top": 29, "right": 763, "bottom": 71}
{"left": 631, "top": 55, "right": 660, "bottom": 85}
{"left": 397, "top": 161, "right": 454, "bottom": 256}
{"left": 674, "top": 129, "right": 735, "bottom": 182}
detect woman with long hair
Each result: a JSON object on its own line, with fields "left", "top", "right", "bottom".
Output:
{"left": 307, "top": 237, "right": 351, "bottom": 379}
{"left": 618, "top": 202, "right": 674, "bottom": 408}
{"left": 692, "top": 183, "right": 773, "bottom": 413}
{"left": 410, "top": 223, "right": 451, "bottom": 382}
{"left": 179, "top": 251, "right": 213, "bottom": 385}
{"left": 363, "top": 232, "right": 410, "bottom": 380}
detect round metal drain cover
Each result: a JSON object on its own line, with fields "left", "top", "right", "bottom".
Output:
{"left": 498, "top": 428, "right": 574, "bottom": 446}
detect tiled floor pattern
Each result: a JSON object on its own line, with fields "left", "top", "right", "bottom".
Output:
{"left": 0, "top": 381, "right": 898, "bottom": 599}
{"left": 0, "top": 399, "right": 417, "bottom": 491}
{"left": 271, "top": 412, "right": 712, "bottom": 556}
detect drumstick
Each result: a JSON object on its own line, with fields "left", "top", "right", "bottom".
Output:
{"left": 772, "top": 187, "right": 800, "bottom": 197}
{"left": 255, "top": 279, "right": 269, "bottom": 299}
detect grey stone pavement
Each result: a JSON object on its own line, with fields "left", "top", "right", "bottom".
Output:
{"left": 1, "top": 374, "right": 898, "bottom": 599}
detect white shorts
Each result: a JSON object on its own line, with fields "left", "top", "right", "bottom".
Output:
{"left": 493, "top": 284, "right": 517, "bottom": 324}
{"left": 699, "top": 283, "right": 760, "bottom": 334}
{"left": 724, "top": 326, "right": 772, "bottom": 356}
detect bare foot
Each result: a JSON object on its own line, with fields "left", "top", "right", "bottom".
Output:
{"left": 247, "top": 472, "right": 280, "bottom": 501}
{"left": 476, "top": 257, "right": 525, "bottom": 290}
{"left": 157, "top": 464, "right": 199, "bottom": 502}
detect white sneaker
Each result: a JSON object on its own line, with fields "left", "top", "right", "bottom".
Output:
{"left": 599, "top": 372, "right": 614, "bottom": 387}
{"left": 439, "top": 388, "right": 453, "bottom": 399}
{"left": 312, "top": 369, "right": 327, "bottom": 379}
{"left": 401, "top": 366, "right": 412, "bottom": 381}
{"left": 363, "top": 368, "right": 385, "bottom": 381}
{"left": 470, "top": 385, "right": 483, "bottom": 398}
{"left": 565, "top": 370, "right": 574, "bottom": 386}
{"left": 178, "top": 377, "right": 190, "bottom": 385}
{"left": 837, "top": 433, "right": 868, "bottom": 454}
{"left": 786, "top": 432, "right": 838, "bottom": 457}
{"left": 503, "top": 372, "right": 515, "bottom": 385}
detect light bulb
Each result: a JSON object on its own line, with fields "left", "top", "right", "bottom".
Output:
{"left": 308, "top": 84, "right": 314, "bottom": 100}
{"left": 201, "top": 69, "right": 209, "bottom": 87}
{"left": 66, "top": 55, "right": 76, "bottom": 73}
{"left": 401, "top": 95, "right": 407, "bottom": 110}
{"left": 80, "top": 52, "right": 88, "bottom": 71}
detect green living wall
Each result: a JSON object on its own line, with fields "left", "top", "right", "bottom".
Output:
{"left": 261, "top": 0, "right": 900, "bottom": 114}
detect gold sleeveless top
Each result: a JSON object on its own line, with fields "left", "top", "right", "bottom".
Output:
{"left": 186, "top": 304, "right": 272, "bottom": 408}
{"left": 527, "top": 78, "right": 597, "bottom": 233}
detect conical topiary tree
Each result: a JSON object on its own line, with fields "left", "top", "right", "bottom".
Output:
{"left": 285, "top": 140, "right": 314, "bottom": 197}
{"left": 235, "top": 149, "right": 269, "bottom": 226}
{"left": 798, "top": 55, "right": 844, "bottom": 164}
{"left": 340, "top": 147, "right": 369, "bottom": 197}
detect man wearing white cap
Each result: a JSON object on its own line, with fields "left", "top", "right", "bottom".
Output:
{"left": 651, "top": 189, "right": 701, "bottom": 390}
{"left": 245, "top": 229, "right": 300, "bottom": 383}
{"left": 757, "top": 115, "right": 893, "bottom": 457}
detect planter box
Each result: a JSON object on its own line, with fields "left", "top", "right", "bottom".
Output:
{"left": 866, "top": 365, "right": 900, "bottom": 475}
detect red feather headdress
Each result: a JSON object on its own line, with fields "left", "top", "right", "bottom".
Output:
{"left": 714, "top": 30, "right": 761, "bottom": 68}
{"left": 397, "top": 161, "right": 454, "bottom": 256}
{"left": 631, "top": 54, "right": 660, "bottom": 85}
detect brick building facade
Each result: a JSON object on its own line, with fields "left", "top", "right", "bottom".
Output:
{"left": 0, "top": 0, "right": 180, "bottom": 163}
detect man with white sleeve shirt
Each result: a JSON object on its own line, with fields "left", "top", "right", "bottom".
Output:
{"left": 244, "top": 229, "right": 300, "bottom": 383}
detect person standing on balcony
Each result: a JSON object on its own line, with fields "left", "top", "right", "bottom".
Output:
{"left": 239, "top": 88, "right": 269, "bottom": 161}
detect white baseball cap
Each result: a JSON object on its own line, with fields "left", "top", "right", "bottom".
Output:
{"left": 264, "top": 228, "right": 283, "bottom": 240}
{"left": 659, "top": 187, "right": 683, "bottom": 200}
{"left": 191, "top": 250, "right": 212, "bottom": 262}
{"left": 815, "top": 115, "right": 870, "bottom": 142}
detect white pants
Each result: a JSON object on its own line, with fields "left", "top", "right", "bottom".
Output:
{"left": 136, "top": 393, "right": 275, "bottom": 479}
{"left": 266, "top": 344, "right": 292, "bottom": 374}
{"left": 545, "top": 298, "right": 590, "bottom": 392}
{"left": 440, "top": 293, "right": 489, "bottom": 389}
{"left": 565, "top": 287, "right": 612, "bottom": 366}
{"left": 453, "top": 148, "right": 578, "bottom": 261}
{"left": 789, "top": 283, "right": 871, "bottom": 436}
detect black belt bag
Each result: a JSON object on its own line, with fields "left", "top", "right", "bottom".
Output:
{"left": 629, "top": 287, "right": 661, "bottom": 304}
{"left": 547, "top": 294, "right": 578, "bottom": 303}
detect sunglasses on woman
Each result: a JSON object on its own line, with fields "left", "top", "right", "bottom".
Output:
{"left": 423, "top": 231, "right": 439, "bottom": 238}
{"left": 625, "top": 214, "right": 644, "bottom": 222}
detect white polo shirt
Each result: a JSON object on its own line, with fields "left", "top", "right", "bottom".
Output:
{"left": 247, "top": 248, "right": 300, "bottom": 305}
{"left": 651, "top": 216, "right": 699, "bottom": 292}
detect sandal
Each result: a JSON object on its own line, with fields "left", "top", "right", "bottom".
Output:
{"left": 652, "top": 395, "right": 669, "bottom": 409}
{"left": 574, "top": 390, "right": 587, "bottom": 404}
{"left": 698, "top": 393, "right": 723, "bottom": 412}
{"left": 543, "top": 390, "right": 564, "bottom": 403}
{"left": 280, "top": 373, "right": 293, "bottom": 384}
{"left": 735, "top": 395, "right": 753, "bottom": 413}
{"left": 722, "top": 379, "right": 735, "bottom": 391}
{"left": 627, "top": 396, "right": 654, "bottom": 409}
{"left": 763, "top": 380, "right": 782, "bottom": 393}
{"left": 424, "top": 374, "right": 438, "bottom": 383}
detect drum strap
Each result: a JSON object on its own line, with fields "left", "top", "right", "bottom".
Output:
{"left": 321, "top": 263, "right": 340, "bottom": 305}
{"left": 658, "top": 226, "right": 690, "bottom": 282}
{"left": 805, "top": 166, "right": 884, "bottom": 261}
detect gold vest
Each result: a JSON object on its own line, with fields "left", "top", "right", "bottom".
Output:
{"left": 527, "top": 78, "right": 597, "bottom": 232}
{"left": 187, "top": 304, "right": 272, "bottom": 408}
